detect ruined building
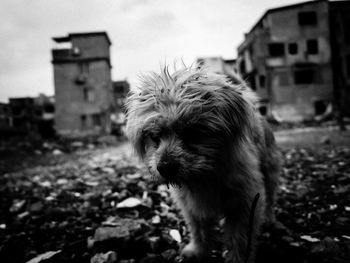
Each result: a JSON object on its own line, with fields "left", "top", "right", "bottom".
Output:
{"left": 111, "top": 80, "right": 130, "bottom": 135}
{"left": 196, "top": 57, "right": 237, "bottom": 75}
{"left": 0, "top": 95, "right": 55, "bottom": 138}
{"left": 237, "top": 0, "right": 350, "bottom": 121}
{"left": 52, "top": 32, "right": 115, "bottom": 136}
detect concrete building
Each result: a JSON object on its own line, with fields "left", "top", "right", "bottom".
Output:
{"left": 111, "top": 80, "right": 130, "bottom": 135}
{"left": 0, "top": 95, "right": 55, "bottom": 138}
{"left": 329, "top": 0, "right": 350, "bottom": 126}
{"left": 197, "top": 57, "right": 237, "bottom": 75}
{"left": 0, "top": 103, "right": 12, "bottom": 136}
{"left": 112, "top": 80, "right": 130, "bottom": 113}
{"left": 237, "top": 0, "right": 350, "bottom": 121}
{"left": 52, "top": 32, "right": 114, "bottom": 136}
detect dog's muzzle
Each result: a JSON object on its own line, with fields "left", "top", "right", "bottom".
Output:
{"left": 157, "top": 160, "right": 179, "bottom": 181}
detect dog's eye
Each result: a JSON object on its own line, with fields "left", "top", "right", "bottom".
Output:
{"left": 143, "top": 131, "right": 160, "bottom": 146}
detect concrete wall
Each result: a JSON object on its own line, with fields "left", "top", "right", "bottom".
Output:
{"left": 53, "top": 33, "right": 114, "bottom": 136}
{"left": 71, "top": 35, "right": 110, "bottom": 59}
{"left": 330, "top": 2, "right": 350, "bottom": 118}
{"left": 54, "top": 60, "right": 113, "bottom": 136}
{"left": 237, "top": 0, "right": 334, "bottom": 121}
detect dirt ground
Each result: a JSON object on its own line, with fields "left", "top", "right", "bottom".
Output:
{"left": 0, "top": 126, "right": 349, "bottom": 263}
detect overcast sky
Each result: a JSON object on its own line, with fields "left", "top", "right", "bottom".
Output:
{"left": 0, "top": 0, "right": 307, "bottom": 102}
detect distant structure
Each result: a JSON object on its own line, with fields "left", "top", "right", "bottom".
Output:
{"left": 0, "top": 95, "right": 55, "bottom": 138}
{"left": 329, "top": 0, "right": 350, "bottom": 127}
{"left": 196, "top": 57, "right": 237, "bottom": 75}
{"left": 112, "top": 80, "right": 130, "bottom": 113}
{"left": 0, "top": 103, "right": 12, "bottom": 136}
{"left": 52, "top": 32, "right": 115, "bottom": 136}
{"left": 111, "top": 80, "right": 130, "bottom": 135}
{"left": 237, "top": 0, "right": 350, "bottom": 121}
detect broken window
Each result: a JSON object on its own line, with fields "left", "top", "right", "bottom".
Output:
{"left": 288, "top": 43, "right": 298, "bottom": 55}
{"left": 247, "top": 75, "right": 256, "bottom": 90}
{"left": 294, "top": 69, "right": 314, "bottom": 84}
{"left": 298, "top": 11, "right": 317, "bottom": 26}
{"left": 83, "top": 87, "right": 95, "bottom": 102}
{"left": 268, "top": 43, "right": 285, "bottom": 57}
{"left": 259, "top": 106, "right": 267, "bottom": 116}
{"left": 92, "top": 114, "right": 102, "bottom": 127}
{"left": 307, "top": 39, "right": 319, "bottom": 55}
{"left": 259, "top": 75, "right": 266, "bottom": 88}
{"left": 314, "top": 100, "right": 328, "bottom": 115}
{"left": 76, "top": 62, "right": 89, "bottom": 84}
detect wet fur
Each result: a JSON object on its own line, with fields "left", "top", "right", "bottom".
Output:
{"left": 126, "top": 66, "right": 281, "bottom": 262}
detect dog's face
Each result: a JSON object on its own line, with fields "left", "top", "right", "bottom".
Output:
{"left": 126, "top": 67, "right": 256, "bottom": 187}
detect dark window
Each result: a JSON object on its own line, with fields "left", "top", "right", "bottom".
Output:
{"left": 239, "top": 60, "right": 246, "bottom": 75}
{"left": 44, "top": 104, "right": 55, "bottom": 113}
{"left": 307, "top": 39, "right": 318, "bottom": 54}
{"left": 83, "top": 87, "right": 94, "bottom": 102}
{"left": 294, "top": 69, "right": 314, "bottom": 84}
{"left": 259, "top": 75, "right": 266, "bottom": 88}
{"left": 92, "top": 114, "right": 101, "bottom": 126}
{"left": 288, "top": 43, "right": 298, "bottom": 55}
{"left": 12, "top": 107, "right": 21, "bottom": 116}
{"left": 81, "top": 115, "right": 87, "bottom": 129}
{"left": 314, "top": 100, "right": 328, "bottom": 115}
{"left": 249, "top": 45, "right": 254, "bottom": 57}
{"left": 79, "top": 62, "right": 89, "bottom": 74}
{"left": 268, "top": 43, "right": 285, "bottom": 57}
{"left": 83, "top": 87, "right": 88, "bottom": 101}
{"left": 247, "top": 75, "right": 256, "bottom": 90}
{"left": 298, "top": 11, "right": 317, "bottom": 26}
{"left": 259, "top": 106, "right": 267, "bottom": 116}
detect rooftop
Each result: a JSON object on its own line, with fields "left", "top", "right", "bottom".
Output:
{"left": 53, "top": 31, "right": 111, "bottom": 45}
{"left": 247, "top": 0, "right": 327, "bottom": 35}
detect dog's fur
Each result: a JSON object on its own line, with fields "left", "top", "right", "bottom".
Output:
{"left": 125, "top": 66, "right": 281, "bottom": 262}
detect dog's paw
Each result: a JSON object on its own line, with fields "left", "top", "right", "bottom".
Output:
{"left": 179, "top": 242, "right": 207, "bottom": 262}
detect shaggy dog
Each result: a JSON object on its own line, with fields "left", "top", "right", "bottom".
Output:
{"left": 125, "top": 66, "right": 281, "bottom": 262}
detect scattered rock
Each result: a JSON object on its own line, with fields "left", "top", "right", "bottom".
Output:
{"left": 10, "top": 200, "right": 26, "bottom": 213}
{"left": 94, "top": 226, "right": 129, "bottom": 242}
{"left": 90, "top": 251, "right": 117, "bottom": 263}
{"left": 52, "top": 149, "right": 63, "bottom": 155}
{"left": 300, "top": 235, "right": 320, "bottom": 243}
{"left": 169, "top": 229, "right": 182, "bottom": 243}
{"left": 29, "top": 201, "right": 44, "bottom": 213}
{"left": 26, "top": 250, "right": 61, "bottom": 263}
{"left": 321, "top": 136, "right": 331, "bottom": 145}
{"left": 116, "top": 197, "right": 142, "bottom": 209}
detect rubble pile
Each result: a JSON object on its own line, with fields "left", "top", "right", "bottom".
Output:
{"left": 0, "top": 143, "right": 349, "bottom": 263}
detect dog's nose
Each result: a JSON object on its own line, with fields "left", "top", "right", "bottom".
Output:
{"left": 157, "top": 161, "right": 179, "bottom": 179}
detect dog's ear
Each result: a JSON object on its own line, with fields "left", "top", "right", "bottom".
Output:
{"left": 212, "top": 85, "right": 258, "bottom": 141}
{"left": 125, "top": 116, "right": 146, "bottom": 160}
{"left": 125, "top": 90, "right": 149, "bottom": 160}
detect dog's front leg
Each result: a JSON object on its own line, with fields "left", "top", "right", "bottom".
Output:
{"left": 180, "top": 208, "right": 214, "bottom": 261}
{"left": 224, "top": 215, "right": 250, "bottom": 263}
{"left": 224, "top": 203, "right": 262, "bottom": 263}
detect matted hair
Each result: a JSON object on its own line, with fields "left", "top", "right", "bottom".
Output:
{"left": 125, "top": 65, "right": 259, "bottom": 158}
